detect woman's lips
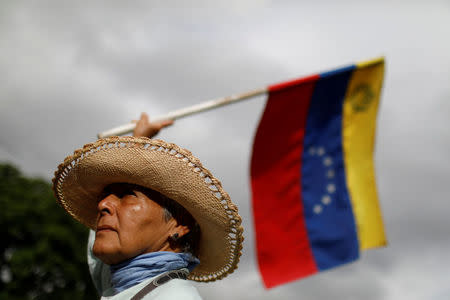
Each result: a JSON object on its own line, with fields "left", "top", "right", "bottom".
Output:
{"left": 96, "top": 225, "right": 116, "bottom": 232}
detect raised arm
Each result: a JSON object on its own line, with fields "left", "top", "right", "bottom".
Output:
{"left": 132, "top": 112, "right": 174, "bottom": 138}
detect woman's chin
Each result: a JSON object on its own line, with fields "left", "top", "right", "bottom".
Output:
{"left": 92, "top": 241, "right": 121, "bottom": 265}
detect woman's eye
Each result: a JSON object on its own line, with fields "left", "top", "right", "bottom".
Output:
{"left": 99, "top": 184, "right": 138, "bottom": 199}
{"left": 121, "top": 188, "right": 138, "bottom": 198}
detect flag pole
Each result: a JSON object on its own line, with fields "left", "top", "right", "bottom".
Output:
{"left": 97, "top": 87, "right": 268, "bottom": 138}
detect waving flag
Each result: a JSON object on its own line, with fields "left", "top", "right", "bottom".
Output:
{"left": 250, "top": 57, "right": 387, "bottom": 288}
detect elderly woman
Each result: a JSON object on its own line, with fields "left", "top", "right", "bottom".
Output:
{"left": 52, "top": 114, "right": 244, "bottom": 299}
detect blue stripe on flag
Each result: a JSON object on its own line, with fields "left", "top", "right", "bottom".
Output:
{"left": 301, "top": 65, "right": 360, "bottom": 271}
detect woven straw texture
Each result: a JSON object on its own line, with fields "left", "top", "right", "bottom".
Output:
{"left": 52, "top": 136, "right": 243, "bottom": 282}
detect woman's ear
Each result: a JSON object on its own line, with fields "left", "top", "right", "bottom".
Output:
{"left": 171, "top": 224, "right": 190, "bottom": 239}
{"left": 168, "top": 224, "right": 190, "bottom": 251}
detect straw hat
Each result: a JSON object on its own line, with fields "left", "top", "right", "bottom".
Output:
{"left": 52, "top": 136, "right": 243, "bottom": 282}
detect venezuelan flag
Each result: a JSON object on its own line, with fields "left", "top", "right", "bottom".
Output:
{"left": 250, "top": 57, "right": 387, "bottom": 288}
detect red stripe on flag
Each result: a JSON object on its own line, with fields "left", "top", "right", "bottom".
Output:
{"left": 251, "top": 74, "right": 319, "bottom": 288}
{"left": 268, "top": 75, "right": 319, "bottom": 93}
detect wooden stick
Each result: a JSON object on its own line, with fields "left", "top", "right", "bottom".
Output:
{"left": 97, "top": 87, "right": 268, "bottom": 138}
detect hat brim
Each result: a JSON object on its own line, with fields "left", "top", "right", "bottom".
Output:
{"left": 52, "top": 136, "right": 243, "bottom": 282}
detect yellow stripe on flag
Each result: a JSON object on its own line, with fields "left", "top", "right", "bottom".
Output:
{"left": 342, "top": 57, "right": 387, "bottom": 250}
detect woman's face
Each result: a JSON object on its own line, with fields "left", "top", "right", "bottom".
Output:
{"left": 92, "top": 183, "right": 182, "bottom": 265}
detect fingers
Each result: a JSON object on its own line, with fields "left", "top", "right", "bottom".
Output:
{"left": 156, "top": 119, "right": 174, "bottom": 129}
{"left": 140, "top": 112, "right": 149, "bottom": 123}
{"left": 132, "top": 113, "right": 174, "bottom": 138}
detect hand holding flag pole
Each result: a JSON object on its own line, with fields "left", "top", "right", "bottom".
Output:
{"left": 97, "top": 87, "right": 267, "bottom": 138}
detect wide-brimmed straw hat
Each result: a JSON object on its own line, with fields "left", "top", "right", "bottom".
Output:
{"left": 52, "top": 136, "right": 243, "bottom": 282}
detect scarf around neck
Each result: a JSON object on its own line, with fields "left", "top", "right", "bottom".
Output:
{"left": 110, "top": 251, "right": 200, "bottom": 294}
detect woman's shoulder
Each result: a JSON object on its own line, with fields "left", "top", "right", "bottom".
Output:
{"left": 147, "top": 279, "right": 203, "bottom": 300}
{"left": 101, "top": 278, "right": 203, "bottom": 300}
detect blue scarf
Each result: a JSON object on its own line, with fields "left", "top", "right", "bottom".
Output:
{"left": 110, "top": 252, "right": 200, "bottom": 294}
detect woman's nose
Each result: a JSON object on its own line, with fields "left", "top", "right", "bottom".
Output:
{"left": 97, "top": 194, "right": 117, "bottom": 216}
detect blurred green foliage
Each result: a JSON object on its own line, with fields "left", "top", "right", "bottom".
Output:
{"left": 0, "top": 163, "right": 97, "bottom": 299}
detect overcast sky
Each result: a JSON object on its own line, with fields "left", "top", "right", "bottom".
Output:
{"left": 1, "top": 1, "right": 450, "bottom": 299}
